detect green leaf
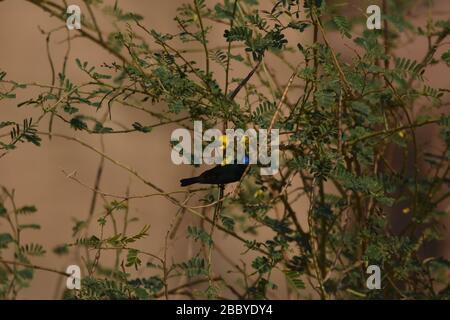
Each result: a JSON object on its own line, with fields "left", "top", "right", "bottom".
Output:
{"left": 94, "top": 123, "right": 113, "bottom": 133}
{"left": 284, "top": 270, "right": 306, "bottom": 289}
{"left": 252, "top": 256, "right": 271, "bottom": 274}
{"left": 187, "top": 226, "right": 213, "bottom": 246}
{"left": 224, "top": 26, "right": 252, "bottom": 42}
{"left": 53, "top": 244, "right": 69, "bottom": 256}
{"left": 134, "top": 287, "right": 149, "bottom": 299}
{"left": 129, "top": 276, "right": 164, "bottom": 295}
{"left": 288, "top": 21, "right": 310, "bottom": 32}
{"left": 63, "top": 105, "right": 79, "bottom": 115}
{"left": 17, "top": 205, "right": 37, "bottom": 214}
{"left": 442, "top": 50, "right": 450, "bottom": 65}
{"left": 333, "top": 16, "right": 351, "bottom": 38}
{"left": 394, "top": 57, "right": 423, "bottom": 79}
{"left": 17, "top": 268, "right": 34, "bottom": 280}
{"left": 18, "top": 224, "right": 41, "bottom": 230}
{"left": 70, "top": 116, "right": 88, "bottom": 131}
{"left": 132, "top": 122, "right": 152, "bottom": 133}
{"left": 20, "top": 243, "right": 46, "bottom": 256}
{"left": 75, "top": 235, "right": 100, "bottom": 247}
{"left": 93, "top": 72, "right": 112, "bottom": 80}
{"left": 0, "top": 233, "right": 13, "bottom": 248}
{"left": 0, "top": 203, "right": 6, "bottom": 217}
{"left": 0, "top": 93, "right": 16, "bottom": 99}
{"left": 126, "top": 249, "right": 142, "bottom": 270}
{"left": 75, "top": 58, "right": 82, "bottom": 69}
{"left": 107, "top": 32, "right": 124, "bottom": 53}
{"left": 220, "top": 215, "right": 235, "bottom": 231}
{"left": 179, "top": 257, "right": 208, "bottom": 278}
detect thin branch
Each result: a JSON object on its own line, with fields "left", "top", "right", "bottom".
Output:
{"left": 0, "top": 259, "right": 70, "bottom": 277}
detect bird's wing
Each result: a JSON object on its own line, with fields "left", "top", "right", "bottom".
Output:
{"left": 199, "top": 165, "right": 224, "bottom": 180}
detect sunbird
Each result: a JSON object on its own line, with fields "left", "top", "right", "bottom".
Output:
{"left": 180, "top": 156, "right": 249, "bottom": 186}
{"left": 180, "top": 135, "right": 251, "bottom": 186}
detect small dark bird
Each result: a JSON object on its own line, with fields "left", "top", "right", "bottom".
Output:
{"left": 180, "top": 157, "right": 249, "bottom": 187}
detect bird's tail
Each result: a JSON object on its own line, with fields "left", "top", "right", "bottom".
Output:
{"left": 180, "top": 176, "right": 200, "bottom": 187}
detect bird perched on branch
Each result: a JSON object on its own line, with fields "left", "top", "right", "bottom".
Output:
{"left": 180, "top": 155, "right": 249, "bottom": 186}
{"left": 180, "top": 134, "right": 251, "bottom": 187}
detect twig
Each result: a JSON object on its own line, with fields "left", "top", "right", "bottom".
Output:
{"left": 268, "top": 67, "right": 299, "bottom": 132}
{"left": 194, "top": 0, "right": 209, "bottom": 74}
{"left": 312, "top": 9, "right": 352, "bottom": 96}
{"left": 224, "top": 0, "right": 240, "bottom": 95}
{"left": 0, "top": 259, "right": 70, "bottom": 277}
{"left": 228, "top": 59, "right": 262, "bottom": 100}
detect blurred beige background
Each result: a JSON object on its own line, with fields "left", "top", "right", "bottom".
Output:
{"left": 0, "top": 0, "right": 448, "bottom": 299}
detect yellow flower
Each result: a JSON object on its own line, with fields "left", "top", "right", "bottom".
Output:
{"left": 398, "top": 130, "right": 405, "bottom": 138}
{"left": 402, "top": 207, "right": 410, "bottom": 214}
{"left": 219, "top": 135, "right": 228, "bottom": 150}
{"left": 254, "top": 189, "right": 265, "bottom": 199}
{"left": 221, "top": 154, "right": 234, "bottom": 166}
{"left": 241, "top": 135, "right": 250, "bottom": 145}
{"left": 219, "top": 134, "right": 250, "bottom": 150}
